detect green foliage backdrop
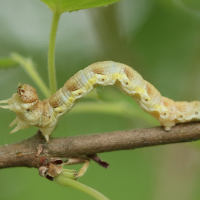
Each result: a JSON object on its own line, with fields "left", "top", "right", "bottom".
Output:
{"left": 0, "top": 0, "right": 200, "bottom": 199}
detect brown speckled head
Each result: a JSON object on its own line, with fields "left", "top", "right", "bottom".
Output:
{"left": 17, "top": 84, "right": 38, "bottom": 103}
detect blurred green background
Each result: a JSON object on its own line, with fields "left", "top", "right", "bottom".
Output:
{"left": 1, "top": 0, "right": 200, "bottom": 199}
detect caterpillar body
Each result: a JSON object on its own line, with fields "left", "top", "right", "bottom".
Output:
{"left": 0, "top": 61, "right": 200, "bottom": 142}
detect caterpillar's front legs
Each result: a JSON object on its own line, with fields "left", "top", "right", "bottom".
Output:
{"left": 9, "top": 118, "right": 18, "bottom": 127}
{"left": 0, "top": 99, "right": 10, "bottom": 109}
{"left": 0, "top": 99, "right": 20, "bottom": 133}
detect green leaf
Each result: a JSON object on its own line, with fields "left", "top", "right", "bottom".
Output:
{"left": 0, "top": 58, "right": 18, "bottom": 69}
{"left": 40, "top": 0, "right": 122, "bottom": 13}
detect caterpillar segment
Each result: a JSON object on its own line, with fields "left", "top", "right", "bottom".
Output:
{"left": 0, "top": 61, "right": 200, "bottom": 142}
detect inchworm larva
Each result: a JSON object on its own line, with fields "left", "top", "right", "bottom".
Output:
{"left": 0, "top": 61, "right": 200, "bottom": 142}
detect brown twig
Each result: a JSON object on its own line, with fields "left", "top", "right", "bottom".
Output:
{"left": 0, "top": 121, "right": 200, "bottom": 169}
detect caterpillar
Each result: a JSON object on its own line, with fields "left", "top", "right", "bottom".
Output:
{"left": 0, "top": 61, "right": 200, "bottom": 142}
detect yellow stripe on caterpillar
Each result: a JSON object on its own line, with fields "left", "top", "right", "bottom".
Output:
{"left": 88, "top": 78, "right": 96, "bottom": 85}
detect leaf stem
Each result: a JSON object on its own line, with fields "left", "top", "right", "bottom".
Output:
{"left": 71, "top": 102, "right": 157, "bottom": 126}
{"left": 11, "top": 53, "right": 50, "bottom": 98}
{"left": 54, "top": 175, "right": 110, "bottom": 200}
{"left": 48, "top": 10, "right": 61, "bottom": 95}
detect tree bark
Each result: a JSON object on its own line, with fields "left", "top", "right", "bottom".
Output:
{"left": 0, "top": 121, "right": 200, "bottom": 169}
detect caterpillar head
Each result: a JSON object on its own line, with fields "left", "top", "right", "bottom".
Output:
{"left": 17, "top": 84, "right": 38, "bottom": 103}
{"left": 0, "top": 84, "right": 39, "bottom": 134}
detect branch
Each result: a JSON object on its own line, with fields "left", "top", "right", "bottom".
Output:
{"left": 1, "top": 121, "right": 200, "bottom": 169}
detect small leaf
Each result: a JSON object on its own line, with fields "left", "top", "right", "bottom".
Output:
{"left": 0, "top": 58, "right": 18, "bottom": 69}
{"left": 40, "top": 0, "right": 122, "bottom": 13}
